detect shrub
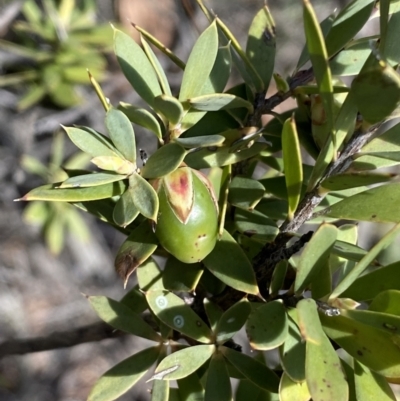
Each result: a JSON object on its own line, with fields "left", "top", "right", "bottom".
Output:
{"left": 18, "top": 0, "right": 400, "bottom": 400}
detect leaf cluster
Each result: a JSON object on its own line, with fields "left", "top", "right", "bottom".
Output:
{"left": 17, "top": 0, "right": 400, "bottom": 400}
{"left": 0, "top": 0, "right": 113, "bottom": 109}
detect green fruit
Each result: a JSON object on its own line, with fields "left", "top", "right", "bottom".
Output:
{"left": 154, "top": 167, "right": 218, "bottom": 264}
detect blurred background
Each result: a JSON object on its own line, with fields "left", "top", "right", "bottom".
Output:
{"left": 0, "top": 0, "right": 379, "bottom": 400}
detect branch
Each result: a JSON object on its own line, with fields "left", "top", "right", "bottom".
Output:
{"left": 0, "top": 322, "right": 125, "bottom": 358}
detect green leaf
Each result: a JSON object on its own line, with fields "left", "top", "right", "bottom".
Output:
{"left": 221, "top": 346, "right": 280, "bottom": 393}
{"left": 185, "top": 142, "right": 267, "bottom": 169}
{"left": 320, "top": 172, "right": 394, "bottom": 191}
{"left": 228, "top": 176, "right": 265, "bottom": 210}
{"left": 105, "top": 108, "right": 136, "bottom": 163}
{"left": 297, "top": 299, "right": 348, "bottom": 401}
{"left": 88, "top": 296, "right": 161, "bottom": 342}
{"left": 279, "top": 315, "right": 306, "bottom": 382}
{"left": 343, "top": 309, "right": 400, "bottom": 337}
{"left": 141, "top": 143, "right": 187, "bottom": 179}
{"left": 282, "top": 116, "right": 303, "bottom": 220}
{"left": 151, "top": 379, "right": 169, "bottom": 401}
{"left": 179, "top": 22, "right": 218, "bottom": 101}
{"left": 361, "top": 121, "right": 400, "bottom": 154}
{"left": 112, "top": 188, "right": 140, "bottom": 227}
{"left": 246, "top": 6, "right": 275, "bottom": 90}
{"left": 307, "top": 90, "right": 358, "bottom": 191}
{"left": 113, "top": 28, "right": 162, "bottom": 108}
{"left": 294, "top": 224, "right": 338, "bottom": 294}
{"left": 188, "top": 94, "right": 254, "bottom": 113}
{"left": 279, "top": 373, "right": 310, "bottom": 401}
{"left": 297, "top": 12, "right": 335, "bottom": 71}
{"left": 150, "top": 345, "right": 215, "bottom": 381}
{"left": 18, "top": 181, "right": 127, "bottom": 202}
{"left": 87, "top": 346, "right": 160, "bottom": 401}
{"left": 120, "top": 286, "right": 148, "bottom": 314}
{"left": 154, "top": 95, "right": 184, "bottom": 126}
{"left": 369, "top": 289, "right": 400, "bottom": 315}
{"left": 204, "top": 353, "right": 232, "bottom": 401}
{"left": 204, "top": 299, "right": 223, "bottom": 332}
{"left": 214, "top": 15, "right": 263, "bottom": 92}
{"left": 321, "top": 313, "right": 400, "bottom": 378}
{"left": 269, "top": 260, "right": 288, "bottom": 297}
{"left": 114, "top": 220, "right": 158, "bottom": 286}
{"left": 354, "top": 360, "right": 396, "bottom": 401}
{"left": 341, "top": 261, "right": 400, "bottom": 301}
{"left": 234, "top": 208, "right": 278, "bottom": 243}
{"left": 163, "top": 257, "right": 203, "bottom": 292}
{"left": 173, "top": 135, "right": 225, "bottom": 149}
{"left": 62, "top": 126, "right": 120, "bottom": 158}
{"left": 215, "top": 299, "right": 251, "bottom": 344}
{"left": 303, "top": 0, "right": 334, "bottom": 139}
{"left": 203, "top": 229, "right": 259, "bottom": 295}
{"left": 128, "top": 173, "right": 159, "bottom": 221}
{"left": 177, "top": 372, "right": 204, "bottom": 401}
{"left": 330, "top": 224, "right": 400, "bottom": 299}
{"left": 90, "top": 156, "right": 134, "bottom": 175}
{"left": 323, "top": 184, "right": 400, "bottom": 223}
{"left": 246, "top": 301, "right": 288, "bottom": 350}
{"left": 146, "top": 290, "right": 213, "bottom": 343}
{"left": 118, "top": 102, "right": 163, "bottom": 143}
{"left": 59, "top": 172, "right": 127, "bottom": 188}
{"left": 137, "top": 258, "right": 164, "bottom": 292}
{"left": 325, "top": 0, "right": 376, "bottom": 57}
{"left": 383, "top": 7, "right": 400, "bottom": 65}
{"left": 141, "top": 36, "right": 172, "bottom": 96}
{"left": 352, "top": 56, "right": 400, "bottom": 124}
{"left": 201, "top": 44, "right": 232, "bottom": 94}
{"left": 330, "top": 41, "right": 371, "bottom": 76}
{"left": 236, "top": 379, "right": 278, "bottom": 401}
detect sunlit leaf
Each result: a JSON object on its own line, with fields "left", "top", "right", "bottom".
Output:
{"left": 330, "top": 224, "right": 400, "bottom": 299}
{"left": 62, "top": 126, "right": 120, "bottom": 158}
{"left": 150, "top": 345, "right": 215, "bottom": 381}
{"left": 118, "top": 102, "right": 163, "bottom": 143}
{"left": 179, "top": 21, "right": 218, "bottom": 101}
{"left": 279, "top": 373, "right": 310, "bottom": 401}
{"left": 354, "top": 359, "right": 396, "bottom": 401}
{"left": 322, "top": 184, "right": 400, "bottom": 223}
{"left": 294, "top": 224, "right": 338, "bottom": 294}
{"left": 154, "top": 95, "right": 184, "bottom": 125}
{"left": 59, "top": 172, "right": 127, "bottom": 188}
{"left": 105, "top": 108, "right": 136, "bottom": 163}
{"left": 279, "top": 315, "right": 306, "bottom": 382}
{"left": 221, "top": 346, "right": 280, "bottom": 393}
{"left": 113, "top": 28, "right": 162, "bottom": 108}
{"left": 113, "top": 188, "right": 140, "bottom": 227}
{"left": 128, "top": 173, "right": 159, "bottom": 221}
{"left": 146, "top": 290, "right": 213, "bottom": 343}
{"left": 18, "top": 181, "right": 127, "bottom": 202}
{"left": 246, "top": 301, "right": 288, "bottom": 350}
{"left": 188, "top": 94, "right": 254, "bottom": 113}
{"left": 88, "top": 296, "right": 161, "bottom": 341}
{"left": 369, "top": 289, "right": 400, "bottom": 315}
{"left": 246, "top": 6, "right": 275, "bottom": 90}
{"left": 325, "top": 0, "right": 376, "bottom": 57}
{"left": 297, "top": 299, "right": 348, "bottom": 401}
{"left": 321, "top": 313, "right": 400, "bottom": 378}
{"left": 282, "top": 115, "right": 303, "bottom": 220}
{"left": 87, "top": 346, "right": 160, "bottom": 401}
{"left": 215, "top": 299, "right": 251, "bottom": 344}
{"left": 141, "top": 143, "right": 187, "bottom": 179}
{"left": 203, "top": 229, "right": 259, "bottom": 295}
